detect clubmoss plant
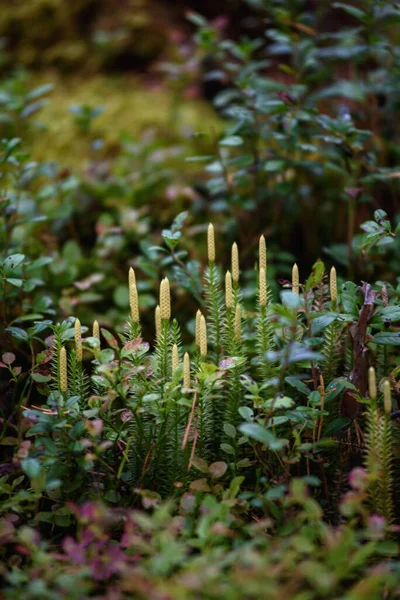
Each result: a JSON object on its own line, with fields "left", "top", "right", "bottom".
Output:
{"left": 256, "top": 240, "right": 276, "bottom": 381}
{"left": 204, "top": 224, "right": 224, "bottom": 363}
{"left": 364, "top": 369, "right": 394, "bottom": 525}
{"left": 25, "top": 224, "right": 400, "bottom": 509}
{"left": 69, "top": 318, "right": 88, "bottom": 401}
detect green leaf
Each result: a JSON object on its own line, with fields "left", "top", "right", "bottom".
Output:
{"left": 281, "top": 290, "right": 301, "bottom": 310}
{"left": 6, "top": 327, "right": 29, "bottom": 342}
{"left": 3, "top": 254, "right": 25, "bottom": 274}
{"left": 238, "top": 406, "right": 253, "bottom": 421}
{"left": 21, "top": 458, "right": 41, "bottom": 479}
{"left": 0, "top": 437, "right": 19, "bottom": 445}
{"left": 16, "top": 313, "right": 45, "bottom": 322}
{"left": 223, "top": 423, "right": 237, "bottom": 438}
{"left": 31, "top": 373, "right": 51, "bottom": 383}
{"left": 220, "top": 443, "right": 235, "bottom": 455}
{"left": 186, "top": 11, "right": 208, "bottom": 27}
{"left": 264, "top": 396, "right": 294, "bottom": 410}
{"left": 171, "top": 211, "right": 189, "bottom": 233}
{"left": 191, "top": 456, "right": 209, "bottom": 474}
{"left": 324, "top": 417, "right": 351, "bottom": 435}
{"left": 360, "top": 220, "right": 381, "bottom": 234}
{"left": 341, "top": 282, "right": 359, "bottom": 316}
{"left": 373, "top": 306, "right": 400, "bottom": 323}
{"left": 26, "top": 256, "right": 54, "bottom": 272}
{"left": 6, "top": 278, "right": 23, "bottom": 287}
{"left": 239, "top": 423, "right": 288, "bottom": 451}
{"left": 333, "top": 2, "right": 367, "bottom": 20}
{"left": 219, "top": 135, "right": 243, "bottom": 146}
{"left": 98, "top": 348, "right": 115, "bottom": 365}
{"left": 113, "top": 285, "right": 129, "bottom": 308}
{"left": 372, "top": 332, "right": 400, "bottom": 346}
{"left": 185, "top": 155, "right": 214, "bottom": 163}
{"left": 62, "top": 240, "right": 82, "bottom": 264}
{"left": 285, "top": 376, "right": 310, "bottom": 395}
{"left": 305, "top": 259, "right": 324, "bottom": 292}
{"left": 376, "top": 236, "right": 394, "bottom": 247}
{"left": 311, "top": 314, "right": 338, "bottom": 335}
{"left": 162, "top": 229, "right": 181, "bottom": 249}
{"left": 27, "top": 83, "right": 54, "bottom": 101}
{"left": 264, "top": 159, "right": 285, "bottom": 172}
{"left": 287, "top": 342, "right": 322, "bottom": 364}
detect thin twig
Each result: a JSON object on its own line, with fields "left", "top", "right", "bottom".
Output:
{"left": 182, "top": 390, "right": 197, "bottom": 451}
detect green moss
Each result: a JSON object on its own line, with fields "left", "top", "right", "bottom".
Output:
{"left": 29, "top": 73, "right": 221, "bottom": 167}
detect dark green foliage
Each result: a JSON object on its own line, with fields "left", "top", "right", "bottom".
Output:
{"left": 2, "top": 2, "right": 400, "bottom": 597}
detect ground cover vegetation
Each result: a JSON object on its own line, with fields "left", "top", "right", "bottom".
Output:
{"left": 1, "top": 1, "right": 400, "bottom": 598}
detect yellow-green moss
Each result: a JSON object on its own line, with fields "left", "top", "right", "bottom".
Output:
{"left": 28, "top": 73, "right": 221, "bottom": 167}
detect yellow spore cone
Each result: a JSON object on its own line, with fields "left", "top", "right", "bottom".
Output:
{"left": 259, "top": 235, "right": 267, "bottom": 273}
{"left": 74, "top": 318, "right": 82, "bottom": 362}
{"left": 195, "top": 309, "right": 202, "bottom": 347}
{"left": 225, "top": 271, "right": 232, "bottom": 309}
{"left": 235, "top": 303, "right": 241, "bottom": 341}
{"left": 60, "top": 346, "right": 68, "bottom": 393}
{"left": 330, "top": 266, "right": 337, "bottom": 304}
{"left": 93, "top": 320, "right": 100, "bottom": 341}
{"left": 200, "top": 315, "right": 207, "bottom": 358}
{"left": 207, "top": 223, "right": 215, "bottom": 263}
{"left": 129, "top": 267, "right": 140, "bottom": 323}
{"left": 382, "top": 285, "right": 389, "bottom": 308}
{"left": 160, "top": 278, "right": 171, "bottom": 321}
{"left": 383, "top": 380, "right": 392, "bottom": 415}
{"left": 368, "top": 366, "right": 377, "bottom": 400}
{"left": 292, "top": 263, "right": 299, "bottom": 295}
{"left": 172, "top": 343, "right": 179, "bottom": 375}
{"left": 232, "top": 242, "right": 239, "bottom": 283}
{"left": 155, "top": 305, "right": 161, "bottom": 338}
{"left": 259, "top": 267, "right": 267, "bottom": 307}
{"left": 183, "top": 352, "right": 191, "bottom": 388}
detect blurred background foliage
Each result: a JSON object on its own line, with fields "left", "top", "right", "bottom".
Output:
{"left": 1, "top": 0, "right": 400, "bottom": 349}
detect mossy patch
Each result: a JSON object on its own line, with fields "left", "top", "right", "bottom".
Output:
{"left": 29, "top": 72, "right": 222, "bottom": 167}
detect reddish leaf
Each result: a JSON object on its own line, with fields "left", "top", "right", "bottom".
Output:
{"left": 2, "top": 353, "right": 15, "bottom": 365}
{"left": 100, "top": 328, "right": 119, "bottom": 349}
{"left": 190, "top": 478, "right": 211, "bottom": 492}
{"left": 209, "top": 461, "right": 228, "bottom": 479}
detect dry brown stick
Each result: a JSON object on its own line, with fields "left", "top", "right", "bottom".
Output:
{"left": 182, "top": 390, "right": 197, "bottom": 451}
{"left": 188, "top": 417, "right": 199, "bottom": 471}
{"left": 317, "top": 373, "right": 325, "bottom": 442}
